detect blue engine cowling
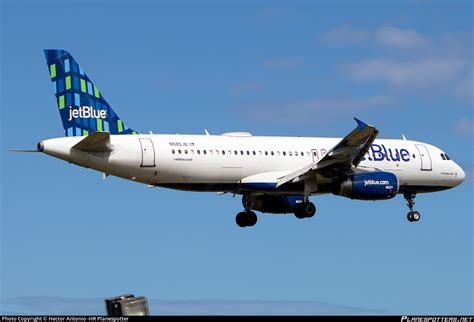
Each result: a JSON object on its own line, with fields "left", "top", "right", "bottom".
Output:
{"left": 243, "top": 195, "right": 304, "bottom": 214}
{"left": 334, "top": 171, "right": 399, "bottom": 200}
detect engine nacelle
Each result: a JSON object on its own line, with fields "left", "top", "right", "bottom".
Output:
{"left": 243, "top": 195, "right": 304, "bottom": 214}
{"left": 333, "top": 171, "right": 399, "bottom": 200}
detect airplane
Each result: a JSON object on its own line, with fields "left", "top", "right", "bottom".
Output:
{"left": 16, "top": 49, "right": 465, "bottom": 227}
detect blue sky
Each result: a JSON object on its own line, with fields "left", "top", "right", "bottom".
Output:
{"left": 1, "top": 0, "right": 473, "bottom": 315}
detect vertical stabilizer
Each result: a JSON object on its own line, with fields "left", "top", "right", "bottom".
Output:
{"left": 44, "top": 49, "right": 138, "bottom": 136}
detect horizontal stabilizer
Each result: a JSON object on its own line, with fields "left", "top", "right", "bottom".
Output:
{"left": 72, "top": 131, "right": 112, "bottom": 152}
{"left": 9, "top": 149, "right": 41, "bottom": 152}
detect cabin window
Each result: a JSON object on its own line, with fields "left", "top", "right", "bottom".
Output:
{"left": 283, "top": 151, "right": 286, "bottom": 156}
{"left": 265, "top": 151, "right": 268, "bottom": 156}
{"left": 412, "top": 154, "right": 415, "bottom": 158}
{"left": 203, "top": 150, "right": 207, "bottom": 155}
{"left": 191, "top": 150, "right": 194, "bottom": 154}
{"left": 172, "top": 149, "right": 175, "bottom": 154}
{"left": 222, "top": 150, "right": 226, "bottom": 155}
{"left": 289, "top": 151, "right": 292, "bottom": 156}
{"left": 252, "top": 151, "right": 256, "bottom": 155}
{"left": 184, "top": 150, "right": 188, "bottom": 154}
{"left": 197, "top": 150, "right": 200, "bottom": 154}
{"left": 240, "top": 151, "right": 244, "bottom": 155}
{"left": 178, "top": 149, "right": 182, "bottom": 154}
{"left": 215, "top": 150, "right": 219, "bottom": 155}
{"left": 277, "top": 151, "right": 281, "bottom": 156}
{"left": 246, "top": 151, "right": 250, "bottom": 155}
{"left": 301, "top": 151, "right": 304, "bottom": 156}
{"left": 271, "top": 151, "right": 274, "bottom": 156}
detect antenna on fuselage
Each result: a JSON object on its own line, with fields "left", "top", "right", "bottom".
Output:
{"left": 402, "top": 134, "right": 407, "bottom": 140}
{"left": 204, "top": 129, "right": 210, "bottom": 135}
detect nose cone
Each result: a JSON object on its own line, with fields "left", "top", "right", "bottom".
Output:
{"left": 453, "top": 163, "right": 465, "bottom": 187}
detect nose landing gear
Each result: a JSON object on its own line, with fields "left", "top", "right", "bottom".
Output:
{"left": 404, "top": 191, "right": 420, "bottom": 222}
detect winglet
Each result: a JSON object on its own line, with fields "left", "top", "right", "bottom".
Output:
{"left": 354, "top": 118, "right": 368, "bottom": 132}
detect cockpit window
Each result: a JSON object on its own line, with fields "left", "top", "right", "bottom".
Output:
{"left": 440, "top": 153, "right": 446, "bottom": 160}
{"left": 445, "top": 154, "right": 451, "bottom": 160}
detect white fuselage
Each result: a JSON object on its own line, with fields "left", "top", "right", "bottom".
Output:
{"left": 39, "top": 133, "right": 465, "bottom": 195}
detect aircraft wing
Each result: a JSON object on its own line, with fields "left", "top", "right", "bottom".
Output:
{"left": 276, "top": 118, "right": 378, "bottom": 188}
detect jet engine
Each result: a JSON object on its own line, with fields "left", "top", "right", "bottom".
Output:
{"left": 333, "top": 171, "right": 399, "bottom": 200}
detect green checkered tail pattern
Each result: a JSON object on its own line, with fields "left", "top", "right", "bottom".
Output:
{"left": 44, "top": 49, "right": 138, "bottom": 136}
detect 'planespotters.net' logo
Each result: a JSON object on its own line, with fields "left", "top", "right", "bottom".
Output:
{"left": 68, "top": 106, "right": 106, "bottom": 121}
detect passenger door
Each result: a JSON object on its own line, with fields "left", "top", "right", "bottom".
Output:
{"left": 139, "top": 138, "right": 156, "bottom": 167}
{"left": 415, "top": 144, "right": 432, "bottom": 171}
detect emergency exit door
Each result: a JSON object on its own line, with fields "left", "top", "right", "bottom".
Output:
{"left": 139, "top": 138, "right": 155, "bottom": 167}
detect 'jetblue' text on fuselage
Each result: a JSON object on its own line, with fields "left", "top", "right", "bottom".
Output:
{"left": 362, "top": 144, "right": 410, "bottom": 162}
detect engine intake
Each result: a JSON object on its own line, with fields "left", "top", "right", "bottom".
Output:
{"left": 243, "top": 195, "right": 304, "bottom": 214}
{"left": 333, "top": 171, "right": 399, "bottom": 200}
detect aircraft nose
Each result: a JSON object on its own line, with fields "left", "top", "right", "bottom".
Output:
{"left": 454, "top": 163, "right": 465, "bottom": 186}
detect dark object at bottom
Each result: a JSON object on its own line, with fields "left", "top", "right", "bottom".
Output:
{"left": 105, "top": 294, "right": 149, "bottom": 316}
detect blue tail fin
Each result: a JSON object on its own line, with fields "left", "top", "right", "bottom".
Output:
{"left": 43, "top": 49, "right": 138, "bottom": 136}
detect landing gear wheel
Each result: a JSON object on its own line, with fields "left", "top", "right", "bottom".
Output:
{"left": 294, "top": 202, "right": 316, "bottom": 219}
{"left": 236, "top": 212, "right": 248, "bottom": 227}
{"left": 303, "top": 202, "right": 316, "bottom": 218}
{"left": 407, "top": 211, "right": 421, "bottom": 222}
{"left": 235, "top": 211, "right": 258, "bottom": 228}
{"left": 404, "top": 192, "right": 421, "bottom": 222}
{"left": 246, "top": 211, "right": 258, "bottom": 227}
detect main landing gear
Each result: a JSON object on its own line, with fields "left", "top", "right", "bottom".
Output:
{"left": 236, "top": 196, "right": 258, "bottom": 228}
{"left": 404, "top": 191, "right": 420, "bottom": 222}
{"left": 294, "top": 202, "right": 316, "bottom": 219}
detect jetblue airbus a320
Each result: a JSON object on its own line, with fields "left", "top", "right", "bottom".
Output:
{"left": 20, "top": 49, "right": 465, "bottom": 227}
